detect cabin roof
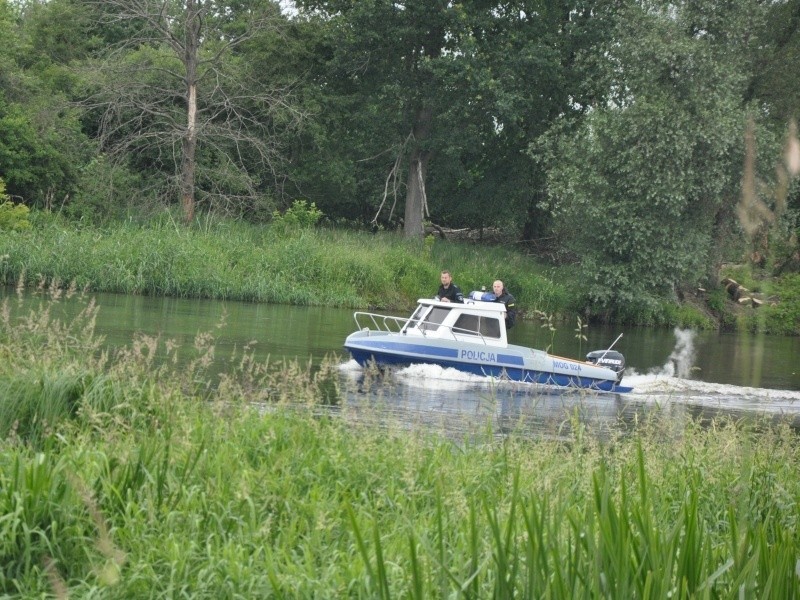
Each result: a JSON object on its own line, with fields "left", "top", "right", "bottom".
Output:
{"left": 416, "top": 298, "right": 507, "bottom": 314}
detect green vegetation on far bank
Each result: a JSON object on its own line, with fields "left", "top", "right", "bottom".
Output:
{"left": 0, "top": 211, "right": 570, "bottom": 315}
{"left": 3, "top": 294, "right": 800, "bottom": 597}
{"left": 1, "top": 211, "right": 798, "bottom": 334}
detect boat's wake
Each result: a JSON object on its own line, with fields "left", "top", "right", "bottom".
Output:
{"left": 337, "top": 360, "right": 800, "bottom": 442}
{"left": 623, "top": 328, "right": 800, "bottom": 414}
{"left": 393, "top": 363, "right": 800, "bottom": 412}
{"left": 626, "top": 374, "right": 800, "bottom": 413}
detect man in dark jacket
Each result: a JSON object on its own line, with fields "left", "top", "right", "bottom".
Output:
{"left": 492, "top": 280, "right": 516, "bottom": 328}
{"left": 435, "top": 270, "right": 464, "bottom": 303}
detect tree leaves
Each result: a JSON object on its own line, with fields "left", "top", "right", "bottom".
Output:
{"left": 541, "top": 0, "right": 758, "bottom": 307}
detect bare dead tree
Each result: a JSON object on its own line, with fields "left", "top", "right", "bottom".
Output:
{"left": 365, "top": 134, "right": 409, "bottom": 228}
{"left": 367, "top": 129, "right": 430, "bottom": 233}
{"left": 82, "top": 0, "right": 304, "bottom": 223}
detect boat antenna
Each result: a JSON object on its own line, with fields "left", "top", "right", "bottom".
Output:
{"left": 597, "top": 333, "right": 623, "bottom": 361}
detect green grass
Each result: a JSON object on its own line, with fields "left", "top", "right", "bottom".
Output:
{"left": 0, "top": 212, "right": 595, "bottom": 321}
{"left": 1, "top": 211, "right": 797, "bottom": 332}
{"left": 762, "top": 273, "right": 800, "bottom": 335}
{"left": 1, "top": 295, "right": 800, "bottom": 597}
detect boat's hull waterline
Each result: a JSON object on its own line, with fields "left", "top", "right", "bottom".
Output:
{"left": 344, "top": 298, "right": 631, "bottom": 393}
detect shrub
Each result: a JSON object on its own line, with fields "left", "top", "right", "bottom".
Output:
{"left": 271, "top": 200, "right": 323, "bottom": 233}
{"left": 0, "top": 198, "right": 31, "bottom": 231}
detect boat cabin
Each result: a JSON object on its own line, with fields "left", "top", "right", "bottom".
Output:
{"left": 401, "top": 298, "right": 508, "bottom": 347}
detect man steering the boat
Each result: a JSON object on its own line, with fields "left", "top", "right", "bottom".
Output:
{"left": 492, "top": 280, "right": 516, "bottom": 328}
{"left": 434, "top": 270, "right": 464, "bottom": 303}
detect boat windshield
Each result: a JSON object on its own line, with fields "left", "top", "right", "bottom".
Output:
{"left": 404, "top": 304, "right": 429, "bottom": 331}
{"left": 418, "top": 307, "right": 451, "bottom": 332}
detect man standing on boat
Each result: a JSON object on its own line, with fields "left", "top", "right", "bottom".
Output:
{"left": 492, "top": 280, "right": 516, "bottom": 328}
{"left": 435, "top": 270, "right": 464, "bottom": 303}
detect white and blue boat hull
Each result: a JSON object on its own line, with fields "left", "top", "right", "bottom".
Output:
{"left": 345, "top": 331, "right": 632, "bottom": 393}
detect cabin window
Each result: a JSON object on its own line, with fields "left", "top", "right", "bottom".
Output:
{"left": 453, "top": 315, "right": 501, "bottom": 339}
{"left": 453, "top": 314, "right": 479, "bottom": 336}
{"left": 419, "top": 307, "right": 451, "bottom": 332}
{"left": 479, "top": 317, "right": 501, "bottom": 338}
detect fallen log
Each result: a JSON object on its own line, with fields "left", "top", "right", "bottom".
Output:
{"left": 721, "top": 278, "right": 749, "bottom": 301}
{"left": 424, "top": 224, "right": 506, "bottom": 242}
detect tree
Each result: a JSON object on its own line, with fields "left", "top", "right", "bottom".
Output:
{"left": 0, "top": 0, "right": 93, "bottom": 208}
{"left": 83, "top": 0, "right": 303, "bottom": 223}
{"left": 743, "top": 0, "right": 800, "bottom": 225}
{"left": 292, "top": 0, "right": 618, "bottom": 240}
{"left": 430, "top": 0, "right": 619, "bottom": 241}
{"left": 295, "top": 0, "right": 476, "bottom": 237}
{"left": 540, "top": 0, "right": 761, "bottom": 312}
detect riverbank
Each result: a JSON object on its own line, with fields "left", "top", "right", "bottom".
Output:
{"left": 1, "top": 212, "right": 797, "bottom": 333}
{"left": 2, "top": 297, "right": 800, "bottom": 597}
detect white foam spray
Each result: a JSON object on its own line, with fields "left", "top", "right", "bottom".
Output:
{"left": 623, "top": 328, "right": 698, "bottom": 394}
{"left": 660, "top": 328, "right": 696, "bottom": 378}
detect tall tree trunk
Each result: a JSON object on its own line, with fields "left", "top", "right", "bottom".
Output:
{"left": 706, "top": 201, "right": 734, "bottom": 288}
{"left": 403, "top": 148, "right": 428, "bottom": 238}
{"left": 181, "top": 0, "right": 200, "bottom": 224}
{"left": 181, "top": 82, "right": 197, "bottom": 223}
{"left": 403, "top": 106, "right": 432, "bottom": 238}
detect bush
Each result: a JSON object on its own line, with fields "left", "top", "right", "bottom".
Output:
{"left": 66, "top": 156, "right": 144, "bottom": 224}
{"left": 762, "top": 274, "right": 800, "bottom": 335}
{"left": 0, "top": 178, "right": 32, "bottom": 231}
{"left": 271, "top": 200, "right": 323, "bottom": 233}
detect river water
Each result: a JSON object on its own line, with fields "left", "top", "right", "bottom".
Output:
{"left": 4, "top": 290, "right": 800, "bottom": 436}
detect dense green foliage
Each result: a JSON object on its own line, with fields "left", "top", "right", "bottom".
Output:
{"left": 0, "top": 0, "right": 93, "bottom": 209}
{"left": 540, "top": 1, "right": 751, "bottom": 308}
{"left": 2, "top": 295, "right": 800, "bottom": 597}
{"left": 0, "top": 0, "right": 798, "bottom": 316}
{"left": 0, "top": 179, "right": 31, "bottom": 231}
{"left": 0, "top": 201, "right": 31, "bottom": 232}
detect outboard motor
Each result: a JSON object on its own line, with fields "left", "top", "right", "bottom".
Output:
{"left": 586, "top": 350, "right": 626, "bottom": 383}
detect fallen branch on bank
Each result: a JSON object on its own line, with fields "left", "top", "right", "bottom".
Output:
{"left": 721, "top": 277, "right": 772, "bottom": 308}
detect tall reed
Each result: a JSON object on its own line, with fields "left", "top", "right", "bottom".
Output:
{"left": 1, "top": 296, "right": 799, "bottom": 597}
{"left": 1, "top": 212, "right": 573, "bottom": 316}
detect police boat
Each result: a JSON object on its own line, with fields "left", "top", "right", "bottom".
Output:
{"left": 344, "top": 294, "right": 631, "bottom": 393}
